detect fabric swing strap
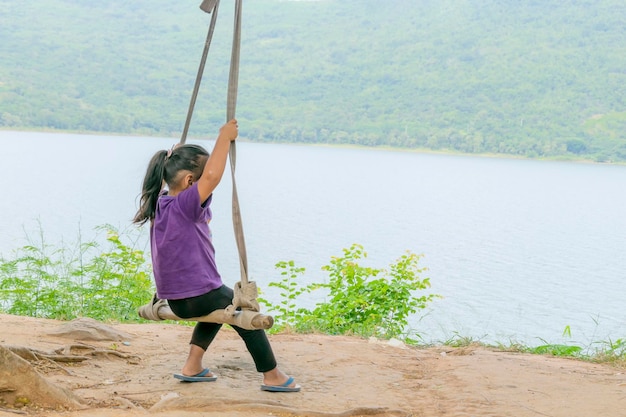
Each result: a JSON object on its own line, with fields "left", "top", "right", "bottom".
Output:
{"left": 180, "top": 0, "right": 250, "bottom": 287}
{"left": 226, "top": 0, "right": 250, "bottom": 288}
{"left": 180, "top": 0, "right": 220, "bottom": 145}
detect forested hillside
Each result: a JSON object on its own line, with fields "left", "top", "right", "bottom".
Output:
{"left": 1, "top": 0, "right": 625, "bottom": 162}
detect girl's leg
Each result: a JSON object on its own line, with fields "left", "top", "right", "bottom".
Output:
{"left": 168, "top": 288, "right": 231, "bottom": 376}
{"left": 178, "top": 321, "right": 222, "bottom": 376}
{"left": 231, "top": 326, "right": 277, "bottom": 372}
{"left": 230, "top": 325, "right": 298, "bottom": 388}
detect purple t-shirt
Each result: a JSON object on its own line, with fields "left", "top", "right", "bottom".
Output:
{"left": 150, "top": 182, "right": 223, "bottom": 300}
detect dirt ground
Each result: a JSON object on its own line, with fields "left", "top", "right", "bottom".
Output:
{"left": 0, "top": 314, "right": 625, "bottom": 417}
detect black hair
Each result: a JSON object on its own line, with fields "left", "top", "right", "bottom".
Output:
{"left": 133, "top": 144, "right": 209, "bottom": 225}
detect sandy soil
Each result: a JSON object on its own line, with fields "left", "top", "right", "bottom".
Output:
{"left": 0, "top": 314, "right": 625, "bottom": 417}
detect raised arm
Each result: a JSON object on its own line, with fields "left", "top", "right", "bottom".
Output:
{"left": 196, "top": 119, "right": 238, "bottom": 203}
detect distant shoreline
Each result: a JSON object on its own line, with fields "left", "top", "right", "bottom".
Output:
{"left": 2, "top": 127, "right": 621, "bottom": 166}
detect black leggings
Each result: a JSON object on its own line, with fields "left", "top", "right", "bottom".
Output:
{"left": 167, "top": 285, "right": 277, "bottom": 373}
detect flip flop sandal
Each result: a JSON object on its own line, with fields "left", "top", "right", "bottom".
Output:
{"left": 173, "top": 368, "right": 218, "bottom": 382}
{"left": 261, "top": 376, "right": 301, "bottom": 392}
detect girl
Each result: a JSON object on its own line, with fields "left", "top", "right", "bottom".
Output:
{"left": 134, "top": 119, "right": 300, "bottom": 392}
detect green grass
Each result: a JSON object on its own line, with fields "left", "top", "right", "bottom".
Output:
{"left": 440, "top": 330, "right": 626, "bottom": 369}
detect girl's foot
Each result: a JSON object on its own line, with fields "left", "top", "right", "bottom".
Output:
{"left": 261, "top": 376, "right": 301, "bottom": 392}
{"left": 262, "top": 368, "right": 301, "bottom": 392}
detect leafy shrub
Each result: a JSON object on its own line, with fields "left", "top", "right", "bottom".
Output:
{"left": 261, "top": 244, "right": 438, "bottom": 339}
{"left": 259, "top": 260, "right": 310, "bottom": 330}
{"left": 0, "top": 225, "right": 153, "bottom": 321}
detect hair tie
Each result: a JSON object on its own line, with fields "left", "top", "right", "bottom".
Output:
{"left": 166, "top": 145, "right": 175, "bottom": 159}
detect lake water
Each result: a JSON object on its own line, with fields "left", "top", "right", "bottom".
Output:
{"left": 1, "top": 130, "right": 625, "bottom": 348}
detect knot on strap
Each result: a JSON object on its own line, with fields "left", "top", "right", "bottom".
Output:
{"left": 232, "top": 281, "right": 260, "bottom": 312}
{"left": 138, "top": 295, "right": 168, "bottom": 321}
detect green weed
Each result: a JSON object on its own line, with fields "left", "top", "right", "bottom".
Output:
{"left": 0, "top": 224, "right": 153, "bottom": 322}
{"left": 258, "top": 260, "right": 310, "bottom": 332}
{"left": 261, "top": 243, "right": 439, "bottom": 340}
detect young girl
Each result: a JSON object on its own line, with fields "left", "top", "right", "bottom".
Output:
{"left": 134, "top": 119, "right": 300, "bottom": 392}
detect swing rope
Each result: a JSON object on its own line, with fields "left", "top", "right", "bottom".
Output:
{"left": 223, "top": 0, "right": 261, "bottom": 312}
{"left": 138, "top": 0, "right": 265, "bottom": 327}
{"left": 179, "top": 0, "right": 220, "bottom": 145}
{"left": 182, "top": 0, "right": 256, "bottom": 311}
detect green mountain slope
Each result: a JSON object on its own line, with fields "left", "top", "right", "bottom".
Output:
{"left": 1, "top": 0, "right": 625, "bottom": 162}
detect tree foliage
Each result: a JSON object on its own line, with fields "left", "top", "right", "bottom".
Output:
{"left": 1, "top": 0, "right": 625, "bottom": 162}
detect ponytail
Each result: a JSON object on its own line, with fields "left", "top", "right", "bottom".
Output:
{"left": 133, "top": 144, "right": 210, "bottom": 225}
{"left": 133, "top": 150, "right": 168, "bottom": 225}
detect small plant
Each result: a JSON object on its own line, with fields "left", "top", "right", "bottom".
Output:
{"left": 79, "top": 227, "right": 154, "bottom": 321}
{"left": 590, "top": 338, "right": 626, "bottom": 366}
{"left": 528, "top": 344, "right": 583, "bottom": 357}
{"left": 262, "top": 244, "right": 438, "bottom": 340}
{"left": 562, "top": 325, "right": 572, "bottom": 338}
{"left": 258, "top": 260, "right": 310, "bottom": 331}
{"left": 525, "top": 327, "right": 584, "bottom": 358}
{"left": 443, "top": 333, "right": 483, "bottom": 348}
